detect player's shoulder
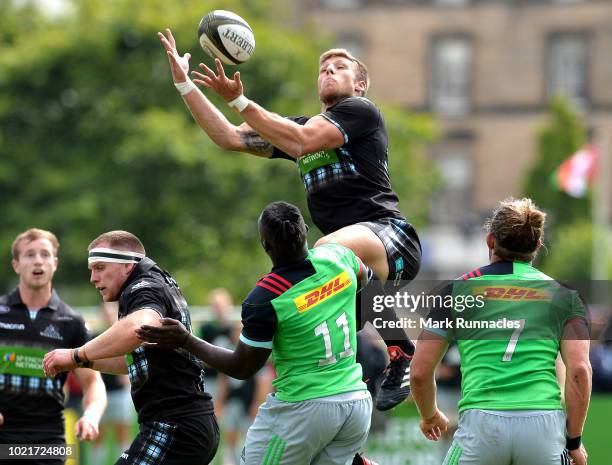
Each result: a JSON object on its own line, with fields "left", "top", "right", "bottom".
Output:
{"left": 245, "top": 272, "right": 296, "bottom": 305}
{"left": 124, "top": 273, "right": 165, "bottom": 295}
{"left": 332, "top": 96, "right": 378, "bottom": 113}
{"left": 458, "top": 261, "right": 514, "bottom": 280}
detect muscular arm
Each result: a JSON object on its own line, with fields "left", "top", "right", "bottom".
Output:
{"left": 181, "top": 92, "right": 274, "bottom": 157}
{"left": 136, "top": 318, "right": 270, "bottom": 380}
{"left": 184, "top": 335, "right": 270, "bottom": 380}
{"left": 239, "top": 103, "right": 343, "bottom": 158}
{"left": 192, "top": 59, "right": 345, "bottom": 158}
{"left": 410, "top": 335, "right": 449, "bottom": 420}
{"left": 560, "top": 318, "right": 592, "bottom": 438}
{"left": 81, "top": 309, "right": 161, "bottom": 360}
{"left": 159, "top": 29, "right": 273, "bottom": 157}
{"left": 92, "top": 356, "right": 128, "bottom": 375}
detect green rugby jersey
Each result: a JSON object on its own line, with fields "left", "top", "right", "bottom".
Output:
{"left": 240, "top": 244, "right": 367, "bottom": 402}
{"left": 428, "top": 261, "right": 587, "bottom": 412}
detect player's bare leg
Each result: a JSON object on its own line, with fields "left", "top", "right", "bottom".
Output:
{"left": 315, "top": 225, "right": 389, "bottom": 280}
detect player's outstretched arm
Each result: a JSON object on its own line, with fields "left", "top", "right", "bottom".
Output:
{"left": 159, "top": 29, "right": 273, "bottom": 157}
{"left": 192, "top": 58, "right": 345, "bottom": 158}
{"left": 137, "top": 318, "right": 271, "bottom": 379}
{"left": 43, "top": 309, "right": 161, "bottom": 377}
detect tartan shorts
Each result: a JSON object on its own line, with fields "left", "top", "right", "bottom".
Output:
{"left": 114, "top": 414, "right": 219, "bottom": 465}
{"left": 359, "top": 218, "right": 422, "bottom": 288}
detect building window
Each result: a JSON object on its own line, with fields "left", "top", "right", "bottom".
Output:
{"left": 319, "top": 0, "right": 364, "bottom": 10}
{"left": 434, "top": 0, "right": 470, "bottom": 5}
{"left": 430, "top": 36, "right": 472, "bottom": 116}
{"left": 335, "top": 33, "right": 366, "bottom": 62}
{"left": 547, "top": 33, "right": 589, "bottom": 108}
{"left": 429, "top": 145, "right": 474, "bottom": 228}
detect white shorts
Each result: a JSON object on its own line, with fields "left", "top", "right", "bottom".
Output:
{"left": 444, "top": 409, "right": 568, "bottom": 465}
{"left": 241, "top": 391, "right": 372, "bottom": 465}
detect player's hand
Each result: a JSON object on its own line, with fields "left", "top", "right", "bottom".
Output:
{"left": 419, "top": 409, "right": 449, "bottom": 441}
{"left": 136, "top": 318, "right": 190, "bottom": 349}
{"left": 158, "top": 28, "right": 191, "bottom": 83}
{"left": 569, "top": 444, "right": 588, "bottom": 465}
{"left": 43, "top": 349, "right": 77, "bottom": 377}
{"left": 192, "top": 58, "right": 243, "bottom": 102}
{"left": 75, "top": 416, "right": 99, "bottom": 441}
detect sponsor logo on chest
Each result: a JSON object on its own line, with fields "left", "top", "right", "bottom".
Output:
{"left": 294, "top": 271, "right": 353, "bottom": 313}
{"left": 0, "top": 321, "right": 25, "bottom": 330}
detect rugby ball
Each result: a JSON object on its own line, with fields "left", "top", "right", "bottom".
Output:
{"left": 197, "top": 10, "right": 255, "bottom": 65}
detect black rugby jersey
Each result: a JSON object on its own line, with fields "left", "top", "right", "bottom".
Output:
{"left": 117, "top": 258, "right": 213, "bottom": 423}
{"left": 0, "top": 289, "right": 88, "bottom": 436}
{"left": 271, "top": 96, "right": 403, "bottom": 234}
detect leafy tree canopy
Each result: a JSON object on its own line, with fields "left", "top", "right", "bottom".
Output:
{"left": 0, "top": 0, "right": 439, "bottom": 304}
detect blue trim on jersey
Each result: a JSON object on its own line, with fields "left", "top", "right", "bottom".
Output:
{"left": 240, "top": 333, "right": 273, "bottom": 349}
{"left": 319, "top": 113, "right": 349, "bottom": 144}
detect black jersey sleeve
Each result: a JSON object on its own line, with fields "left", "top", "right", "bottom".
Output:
{"left": 121, "top": 280, "right": 166, "bottom": 318}
{"left": 271, "top": 115, "right": 312, "bottom": 160}
{"left": 320, "top": 97, "right": 380, "bottom": 144}
{"left": 239, "top": 287, "right": 278, "bottom": 350}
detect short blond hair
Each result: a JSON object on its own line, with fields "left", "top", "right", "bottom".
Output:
{"left": 12, "top": 228, "right": 59, "bottom": 259}
{"left": 485, "top": 198, "right": 546, "bottom": 262}
{"left": 88, "top": 230, "right": 145, "bottom": 255}
{"left": 319, "top": 48, "right": 370, "bottom": 96}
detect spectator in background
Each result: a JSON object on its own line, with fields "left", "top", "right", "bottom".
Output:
{"left": 92, "top": 302, "right": 135, "bottom": 464}
{"left": 199, "top": 288, "right": 234, "bottom": 401}
{"left": 591, "top": 316, "right": 612, "bottom": 393}
{"left": 215, "top": 323, "right": 274, "bottom": 465}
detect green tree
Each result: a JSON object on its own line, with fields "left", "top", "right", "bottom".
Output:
{"left": 0, "top": 0, "right": 439, "bottom": 304}
{"left": 523, "top": 96, "right": 589, "bottom": 229}
{"left": 541, "top": 221, "right": 612, "bottom": 281}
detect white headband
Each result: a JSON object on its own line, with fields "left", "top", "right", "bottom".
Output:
{"left": 88, "top": 247, "right": 145, "bottom": 265}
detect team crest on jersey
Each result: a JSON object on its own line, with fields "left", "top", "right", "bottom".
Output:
{"left": 131, "top": 280, "right": 151, "bottom": 292}
{"left": 474, "top": 285, "right": 552, "bottom": 301}
{"left": 294, "top": 271, "right": 352, "bottom": 313}
{"left": 40, "top": 324, "right": 63, "bottom": 340}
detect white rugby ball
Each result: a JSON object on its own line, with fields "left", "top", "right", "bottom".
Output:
{"left": 197, "top": 10, "right": 255, "bottom": 65}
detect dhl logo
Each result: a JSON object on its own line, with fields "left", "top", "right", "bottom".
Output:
{"left": 473, "top": 285, "right": 552, "bottom": 301}
{"left": 294, "top": 271, "right": 353, "bottom": 313}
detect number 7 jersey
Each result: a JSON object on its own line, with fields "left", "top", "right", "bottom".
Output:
{"left": 428, "top": 260, "right": 588, "bottom": 412}
{"left": 239, "top": 244, "right": 367, "bottom": 402}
